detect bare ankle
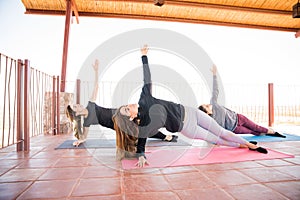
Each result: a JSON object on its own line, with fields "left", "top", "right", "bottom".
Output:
{"left": 164, "top": 135, "right": 172, "bottom": 141}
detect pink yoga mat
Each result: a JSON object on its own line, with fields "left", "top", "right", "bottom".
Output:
{"left": 121, "top": 147, "right": 294, "bottom": 170}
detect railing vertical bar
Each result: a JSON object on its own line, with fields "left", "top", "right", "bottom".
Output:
{"left": 37, "top": 70, "right": 41, "bottom": 134}
{"left": 43, "top": 72, "right": 47, "bottom": 133}
{"left": 0, "top": 53, "right": 2, "bottom": 73}
{"left": 33, "top": 69, "right": 37, "bottom": 135}
{"left": 40, "top": 71, "right": 43, "bottom": 134}
{"left": 76, "top": 79, "right": 80, "bottom": 104}
{"left": 41, "top": 72, "right": 44, "bottom": 134}
{"left": 2, "top": 56, "right": 8, "bottom": 148}
{"left": 0, "top": 54, "right": 2, "bottom": 148}
{"left": 52, "top": 76, "right": 56, "bottom": 135}
{"left": 38, "top": 71, "right": 42, "bottom": 134}
{"left": 12, "top": 60, "right": 17, "bottom": 145}
{"left": 268, "top": 83, "right": 274, "bottom": 127}
{"left": 41, "top": 72, "right": 43, "bottom": 133}
{"left": 30, "top": 68, "right": 35, "bottom": 137}
{"left": 49, "top": 74, "right": 52, "bottom": 133}
{"left": 32, "top": 69, "right": 35, "bottom": 135}
{"left": 56, "top": 76, "right": 60, "bottom": 134}
{"left": 24, "top": 59, "right": 30, "bottom": 151}
{"left": 45, "top": 73, "right": 50, "bottom": 134}
{"left": 16, "top": 59, "right": 23, "bottom": 151}
{"left": 33, "top": 69, "right": 38, "bottom": 135}
{"left": 7, "top": 58, "right": 13, "bottom": 145}
{"left": 46, "top": 73, "right": 50, "bottom": 133}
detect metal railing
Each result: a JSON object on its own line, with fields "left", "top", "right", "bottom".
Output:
{"left": 0, "top": 53, "right": 56, "bottom": 150}
{"left": 226, "top": 83, "right": 300, "bottom": 126}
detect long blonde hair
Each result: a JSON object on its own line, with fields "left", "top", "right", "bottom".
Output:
{"left": 112, "top": 106, "right": 139, "bottom": 160}
{"left": 66, "top": 105, "right": 83, "bottom": 140}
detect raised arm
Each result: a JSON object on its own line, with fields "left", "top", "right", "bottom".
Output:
{"left": 90, "top": 59, "right": 99, "bottom": 102}
{"left": 141, "top": 45, "right": 152, "bottom": 96}
{"left": 210, "top": 64, "right": 219, "bottom": 104}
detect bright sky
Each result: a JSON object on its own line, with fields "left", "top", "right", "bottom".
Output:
{"left": 1, "top": 0, "right": 300, "bottom": 90}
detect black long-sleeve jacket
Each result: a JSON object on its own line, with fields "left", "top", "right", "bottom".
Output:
{"left": 136, "top": 55, "right": 185, "bottom": 156}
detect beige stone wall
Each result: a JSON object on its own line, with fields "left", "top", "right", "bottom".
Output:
{"left": 43, "top": 92, "right": 53, "bottom": 134}
{"left": 60, "top": 92, "right": 74, "bottom": 134}
{"left": 43, "top": 92, "right": 74, "bottom": 134}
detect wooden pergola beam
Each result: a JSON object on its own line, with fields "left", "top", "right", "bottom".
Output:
{"left": 97, "top": 0, "right": 292, "bottom": 15}
{"left": 24, "top": 9, "right": 298, "bottom": 32}
{"left": 81, "top": 12, "right": 300, "bottom": 32}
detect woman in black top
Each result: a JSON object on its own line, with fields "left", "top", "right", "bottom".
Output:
{"left": 113, "top": 45, "right": 268, "bottom": 167}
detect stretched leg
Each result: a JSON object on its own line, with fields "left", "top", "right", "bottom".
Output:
{"left": 234, "top": 114, "right": 268, "bottom": 135}
{"left": 195, "top": 108, "right": 249, "bottom": 145}
{"left": 181, "top": 107, "right": 268, "bottom": 153}
{"left": 234, "top": 125, "right": 261, "bottom": 136}
{"left": 182, "top": 121, "right": 240, "bottom": 147}
{"left": 235, "top": 114, "right": 285, "bottom": 138}
{"left": 182, "top": 107, "right": 247, "bottom": 147}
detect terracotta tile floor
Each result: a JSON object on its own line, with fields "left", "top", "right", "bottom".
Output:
{"left": 0, "top": 130, "right": 300, "bottom": 200}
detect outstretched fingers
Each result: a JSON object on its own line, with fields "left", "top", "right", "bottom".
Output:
{"left": 140, "top": 44, "right": 149, "bottom": 55}
{"left": 135, "top": 156, "right": 149, "bottom": 168}
{"left": 93, "top": 59, "right": 99, "bottom": 71}
{"left": 73, "top": 140, "right": 84, "bottom": 147}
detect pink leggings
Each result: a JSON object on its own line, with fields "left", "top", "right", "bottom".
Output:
{"left": 233, "top": 114, "right": 268, "bottom": 135}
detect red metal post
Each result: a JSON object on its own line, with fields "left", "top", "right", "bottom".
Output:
{"left": 268, "top": 83, "right": 274, "bottom": 127}
{"left": 76, "top": 79, "right": 80, "bottom": 104}
{"left": 52, "top": 76, "right": 56, "bottom": 135}
{"left": 16, "top": 59, "right": 23, "bottom": 151}
{"left": 23, "top": 59, "right": 30, "bottom": 151}
{"left": 60, "top": 0, "right": 72, "bottom": 92}
{"left": 56, "top": 76, "right": 60, "bottom": 134}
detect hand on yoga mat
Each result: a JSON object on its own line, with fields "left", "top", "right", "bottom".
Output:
{"left": 73, "top": 139, "right": 85, "bottom": 147}
{"left": 135, "top": 156, "right": 148, "bottom": 168}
